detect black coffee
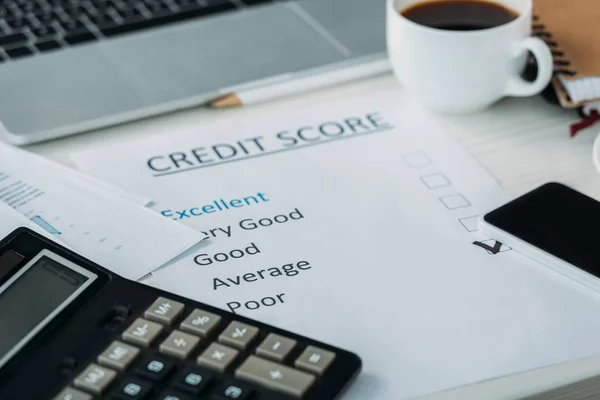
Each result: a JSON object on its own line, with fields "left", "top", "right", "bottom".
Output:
{"left": 401, "top": 0, "right": 519, "bottom": 31}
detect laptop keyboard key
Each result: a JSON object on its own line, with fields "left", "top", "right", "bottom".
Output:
{"left": 60, "top": 18, "right": 85, "bottom": 32}
{"left": 120, "top": 7, "right": 143, "bottom": 20}
{"left": 63, "top": 28, "right": 96, "bottom": 45}
{"left": 0, "top": 32, "right": 28, "bottom": 47}
{"left": 31, "top": 25, "right": 57, "bottom": 39}
{"left": 142, "top": 0, "right": 169, "bottom": 14}
{"left": 62, "top": 4, "right": 85, "bottom": 17}
{"left": 9, "top": 18, "right": 26, "bottom": 29}
{"left": 5, "top": 46, "right": 34, "bottom": 59}
{"left": 90, "top": 13, "right": 117, "bottom": 26}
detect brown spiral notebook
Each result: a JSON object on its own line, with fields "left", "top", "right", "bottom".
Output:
{"left": 533, "top": 0, "right": 600, "bottom": 108}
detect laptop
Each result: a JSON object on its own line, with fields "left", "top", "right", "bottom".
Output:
{"left": 0, "top": 0, "right": 387, "bottom": 145}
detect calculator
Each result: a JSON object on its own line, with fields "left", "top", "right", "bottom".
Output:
{"left": 0, "top": 228, "right": 361, "bottom": 400}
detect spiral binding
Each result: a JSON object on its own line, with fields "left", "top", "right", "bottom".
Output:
{"left": 532, "top": 14, "right": 578, "bottom": 76}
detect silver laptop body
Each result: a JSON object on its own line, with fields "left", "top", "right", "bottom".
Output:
{"left": 0, "top": 0, "right": 386, "bottom": 145}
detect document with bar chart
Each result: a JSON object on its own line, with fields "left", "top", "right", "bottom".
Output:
{"left": 0, "top": 201, "right": 58, "bottom": 241}
{"left": 0, "top": 143, "right": 204, "bottom": 280}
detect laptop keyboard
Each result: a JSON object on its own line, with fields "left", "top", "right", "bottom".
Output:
{"left": 0, "top": 0, "right": 276, "bottom": 61}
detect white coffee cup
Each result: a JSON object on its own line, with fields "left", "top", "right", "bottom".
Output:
{"left": 387, "top": 0, "right": 553, "bottom": 114}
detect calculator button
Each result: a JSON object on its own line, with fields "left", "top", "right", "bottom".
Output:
{"left": 157, "top": 391, "right": 193, "bottom": 400}
{"left": 159, "top": 330, "right": 200, "bottom": 359}
{"left": 256, "top": 333, "right": 297, "bottom": 362}
{"left": 295, "top": 345, "right": 336, "bottom": 375}
{"left": 122, "top": 318, "right": 163, "bottom": 347}
{"left": 218, "top": 321, "right": 259, "bottom": 350}
{"left": 235, "top": 356, "right": 315, "bottom": 398}
{"left": 135, "top": 355, "right": 176, "bottom": 382}
{"left": 73, "top": 363, "right": 117, "bottom": 395}
{"left": 53, "top": 387, "right": 93, "bottom": 400}
{"left": 180, "top": 309, "right": 221, "bottom": 337}
{"left": 144, "top": 297, "right": 184, "bottom": 324}
{"left": 110, "top": 377, "right": 152, "bottom": 399}
{"left": 197, "top": 342, "right": 239, "bottom": 372}
{"left": 211, "top": 380, "right": 252, "bottom": 400}
{"left": 173, "top": 367, "right": 214, "bottom": 394}
{"left": 98, "top": 341, "right": 140, "bottom": 371}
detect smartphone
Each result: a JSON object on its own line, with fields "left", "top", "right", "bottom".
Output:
{"left": 479, "top": 182, "right": 600, "bottom": 291}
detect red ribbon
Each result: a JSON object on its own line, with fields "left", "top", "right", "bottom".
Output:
{"left": 570, "top": 110, "right": 600, "bottom": 137}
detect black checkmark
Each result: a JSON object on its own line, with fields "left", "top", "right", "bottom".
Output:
{"left": 472, "top": 240, "right": 503, "bottom": 255}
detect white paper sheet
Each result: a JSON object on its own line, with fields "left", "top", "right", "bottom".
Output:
{"left": 72, "top": 88, "right": 600, "bottom": 399}
{"left": 0, "top": 201, "right": 57, "bottom": 240}
{"left": 0, "top": 143, "right": 204, "bottom": 280}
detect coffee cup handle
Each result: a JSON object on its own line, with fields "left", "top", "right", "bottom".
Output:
{"left": 504, "top": 37, "right": 553, "bottom": 97}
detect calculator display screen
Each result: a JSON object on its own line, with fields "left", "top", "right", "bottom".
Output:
{"left": 0, "top": 250, "right": 97, "bottom": 369}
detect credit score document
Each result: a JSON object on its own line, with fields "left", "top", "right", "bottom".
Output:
{"left": 72, "top": 89, "right": 600, "bottom": 399}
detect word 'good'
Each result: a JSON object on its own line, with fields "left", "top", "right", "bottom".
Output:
{"left": 194, "top": 242, "right": 261, "bottom": 266}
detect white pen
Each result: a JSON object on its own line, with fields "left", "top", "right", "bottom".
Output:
{"left": 208, "top": 58, "right": 391, "bottom": 108}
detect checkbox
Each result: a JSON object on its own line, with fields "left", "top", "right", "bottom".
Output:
{"left": 421, "top": 173, "right": 451, "bottom": 189}
{"left": 402, "top": 152, "right": 432, "bottom": 168}
{"left": 440, "top": 194, "right": 471, "bottom": 210}
{"left": 459, "top": 215, "right": 479, "bottom": 232}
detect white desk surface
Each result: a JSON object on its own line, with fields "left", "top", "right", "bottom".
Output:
{"left": 10, "top": 74, "right": 600, "bottom": 398}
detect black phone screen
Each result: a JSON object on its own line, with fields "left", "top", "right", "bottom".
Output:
{"left": 483, "top": 183, "right": 600, "bottom": 276}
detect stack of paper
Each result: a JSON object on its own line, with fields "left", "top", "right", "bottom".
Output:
{"left": 71, "top": 88, "right": 600, "bottom": 399}
{"left": 0, "top": 143, "right": 204, "bottom": 280}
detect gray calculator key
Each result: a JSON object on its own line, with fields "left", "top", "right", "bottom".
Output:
{"left": 197, "top": 342, "right": 239, "bottom": 372}
{"left": 144, "top": 296, "right": 185, "bottom": 324}
{"left": 295, "top": 345, "right": 336, "bottom": 375}
{"left": 256, "top": 333, "right": 297, "bottom": 362}
{"left": 73, "top": 363, "right": 117, "bottom": 395}
{"left": 218, "top": 321, "right": 259, "bottom": 350}
{"left": 159, "top": 330, "right": 201, "bottom": 359}
{"left": 122, "top": 318, "right": 163, "bottom": 347}
{"left": 180, "top": 309, "right": 221, "bottom": 337}
{"left": 53, "top": 387, "right": 93, "bottom": 400}
{"left": 97, "top": 341, "right": 140, "bottom": 371}
{"left": 235, "top": 355, "right": 315, "bottom": 398}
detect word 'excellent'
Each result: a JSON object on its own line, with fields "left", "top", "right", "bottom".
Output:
{"left": 160, "top": 192, "right": 269, "bottom": 220}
